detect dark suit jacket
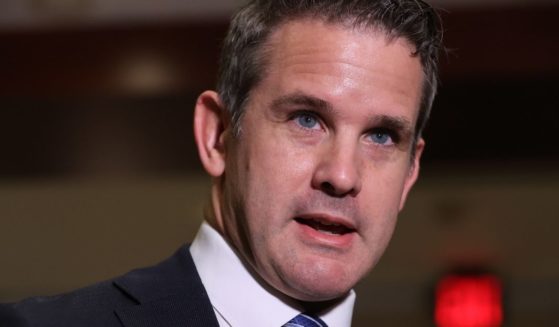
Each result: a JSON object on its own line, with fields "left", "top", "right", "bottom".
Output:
{"left": 9, "top": 246, "right": 220, "bottom": 327}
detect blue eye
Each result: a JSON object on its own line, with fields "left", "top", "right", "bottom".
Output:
{"left": 369, "top": 132, "right": 393, "bottom": 145}
{"left": 295, "top": 114, "right": 319, "bottom": 129}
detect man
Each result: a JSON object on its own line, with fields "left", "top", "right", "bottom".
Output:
{"left": 8, "top": 0, "right": 442, "bottom": 326}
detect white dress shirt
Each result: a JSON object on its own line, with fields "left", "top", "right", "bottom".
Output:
{"left": 190, "top": 222, "right": 356, "bottom": 327}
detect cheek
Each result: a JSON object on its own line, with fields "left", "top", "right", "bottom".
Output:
{"left": 248, "top": 134, "right": 317, "bottom": 189}
{"left": 240, "top": 139, "right": 316, "bottom": 236}
{"left": 243, "top": 154, "right": 308, "bottom": 223}
{"left": 359, "top": 164, "right": 410, "bottom": 233}
{"left": 364, "top": 162, "right": 408, "bottom": 199}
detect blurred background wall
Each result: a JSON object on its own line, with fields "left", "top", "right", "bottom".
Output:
{"left": 1, "top": 0, "right": 558, "bottom": 326}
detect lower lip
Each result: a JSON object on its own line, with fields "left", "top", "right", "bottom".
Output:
{"left": 296, "top": 221, "right": 355, "bottom": 249}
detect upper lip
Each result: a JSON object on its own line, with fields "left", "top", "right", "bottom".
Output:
{"left": 294, "top": 212, "right": 357, "bottom": 231}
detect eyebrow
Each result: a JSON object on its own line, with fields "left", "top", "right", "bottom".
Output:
{"left": 372, "top": 115, "right": 414, "bottom": 140}
{"left": 270, "top": 92, "right": 334, "bottom": 115}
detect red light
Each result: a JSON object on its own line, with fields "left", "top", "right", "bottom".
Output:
{"left": 435, "top": 274, "right": 503, "bottom": 327}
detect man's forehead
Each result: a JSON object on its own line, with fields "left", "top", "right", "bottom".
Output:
{"left": 260, "top": 18, "right": 422, "bottom": 96}
{"left": 265, "top": 17, "right": 417, "bottom": 58}
{"left": 260, "top": 20, "right": 422, "bottom": 104}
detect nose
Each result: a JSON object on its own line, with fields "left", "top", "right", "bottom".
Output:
{"left": 311, "top": 140, "right": 362, "bottom": 197}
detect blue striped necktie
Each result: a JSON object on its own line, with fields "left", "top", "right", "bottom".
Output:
{"left": 282, "top": 313, "right": 328, "bottom": 327}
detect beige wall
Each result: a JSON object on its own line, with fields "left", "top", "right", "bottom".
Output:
{"left": 0, "top": 175, "right": 209, "bottom": 300}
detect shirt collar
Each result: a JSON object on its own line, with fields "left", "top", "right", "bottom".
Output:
{"left": 190, "top": 221, "right": 355, "bottom": 327}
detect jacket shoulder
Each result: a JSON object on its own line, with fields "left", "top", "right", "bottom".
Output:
{"left": 13, "top": 278, "right": 131, "bottom": 327}
{"left": 9, "top": 245, "right": 215, "bottom": 327}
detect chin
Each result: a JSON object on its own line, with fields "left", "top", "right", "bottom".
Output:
{"left": 286, "top": 280, "right": 353, "bottom": 302}
{"left": 277, "top": 263, "right": 359, "bottom": 302}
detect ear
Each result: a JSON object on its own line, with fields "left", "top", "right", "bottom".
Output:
{"left": 398, "top": 138, "right": 425, "bottom": 211}
{"left": 193, "top": 90, "right": 228, "bottom": 177}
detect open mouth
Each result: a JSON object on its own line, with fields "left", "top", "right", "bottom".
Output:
{"left": 294, "top": 217, "right": 355, "bottom": 235}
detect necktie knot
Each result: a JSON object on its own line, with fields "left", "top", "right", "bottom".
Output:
{"left": 283, "top": 313, "right": 328, "bottom": 327}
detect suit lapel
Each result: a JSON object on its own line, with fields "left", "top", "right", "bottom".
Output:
{"left": 113, "top": 245, "right": 219, "bottom": 327}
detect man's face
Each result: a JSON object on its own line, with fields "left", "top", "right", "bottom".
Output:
{"left": 218, "top": 19, "right": 424, "bottom": 301}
